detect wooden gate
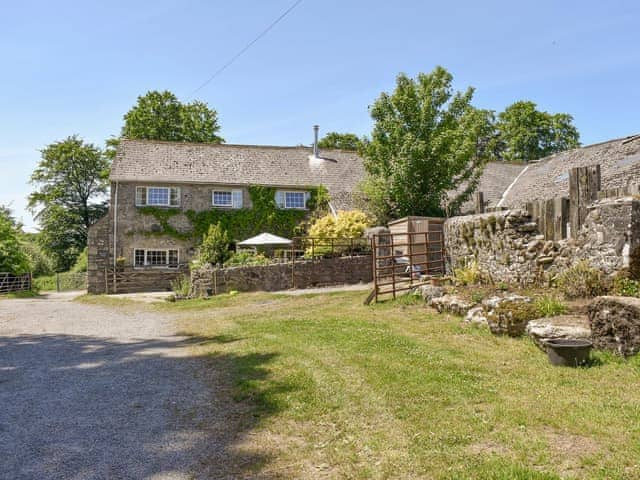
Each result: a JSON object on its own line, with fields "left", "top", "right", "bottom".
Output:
{"left": 369, "top": 217, "right": 445, "bottom": 303}
{"left": 0, "top": 272, "right": 32, "bottom": 294}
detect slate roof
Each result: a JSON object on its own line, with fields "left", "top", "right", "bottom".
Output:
{"left": 456, "top": 162, "right": 527, "bottom": 214}
{"left": 110, "top": 139, "right": 366, "bottom": 210}
{"left": 501, "top": 134, "right": 640, "bottom": 208}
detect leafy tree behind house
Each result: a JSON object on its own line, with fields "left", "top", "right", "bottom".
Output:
{"left": 0, "top": 207, "right": 30, "bottom": 274}
{"left": 121, "top": 90, "right": 224, "bottom": 144}
{"left": 317, "top": 132, "right": 363, "bottom": 151}
{"left": 360, "top": 66, "right": 494, "bottom": 222}
{"left": 28, "top": 136, "right": 110, "bottom": 271}
{"left": 494, "top": 100, "right": 580, "bottom": 162}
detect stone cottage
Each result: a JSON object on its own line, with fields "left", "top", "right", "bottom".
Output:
{"left": 88, "top": 136, "right": 366, "bottom": 293}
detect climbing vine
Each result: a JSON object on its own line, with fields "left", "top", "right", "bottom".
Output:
{"left": 136, "top": 185, "right": 330, "bottom": 242}
{"left": 137, "top": 206, "right": 190, "bottom": 240}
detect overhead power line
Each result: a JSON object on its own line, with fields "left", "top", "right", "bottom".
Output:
{"left": 189, "top": 0, "right": 304, "bottom": 96}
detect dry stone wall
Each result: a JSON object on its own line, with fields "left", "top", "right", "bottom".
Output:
{"left": 445, "top": 197, "right": 640, "bottom": 285}
{"left": 87, "top": 214, "right": 111, "bottom": 294}
{"left": 191, "top": 255, "right": 372, "bottom": 296}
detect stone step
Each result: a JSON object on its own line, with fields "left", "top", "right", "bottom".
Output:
{"left": 526, "top": 315, "right": 591, "bottom": 351}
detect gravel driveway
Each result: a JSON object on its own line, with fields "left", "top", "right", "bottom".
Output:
{"left": 0, "top": 293, "right": 248, "bottom": 479}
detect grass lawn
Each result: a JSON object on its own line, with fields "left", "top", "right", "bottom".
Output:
{"left": 0, "top": 290, "right": 40, "bottom": 299}
{"left": 85, "top": 291, "right": 640, "bottom": 479}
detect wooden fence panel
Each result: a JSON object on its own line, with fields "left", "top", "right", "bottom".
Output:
{"left": 569, "top": 165, "right": 601, "bottom": 239}
{"left": 525, "top": 196, "right": 569, "bottom": 241}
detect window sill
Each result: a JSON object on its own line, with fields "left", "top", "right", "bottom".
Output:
{"left": 133, "top": 266, "right": 180, "bottom": 270}
{"left": 136, "top": 205, "right": 181, "bottom": 208}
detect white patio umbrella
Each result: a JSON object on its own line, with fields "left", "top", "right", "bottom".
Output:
{"left": 237, "top": 232, "right": 292, "bottom": 247}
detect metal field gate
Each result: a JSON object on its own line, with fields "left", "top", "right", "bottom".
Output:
{"left": 370, "top": 217, "right": 445, "bottom": 302}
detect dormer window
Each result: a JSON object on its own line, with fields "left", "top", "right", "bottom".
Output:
{"left": 136, "top": 186, "right": 180, "bottom": 207}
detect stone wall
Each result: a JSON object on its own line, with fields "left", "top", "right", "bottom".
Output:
{"left": 444, "top": 197, "right": 640, "bottom": 285}
{"left": 191, "top": 255, "right": 372, "bottom": 296}
{"left": 87, "top": 214, "right": 111, "bottom": 294}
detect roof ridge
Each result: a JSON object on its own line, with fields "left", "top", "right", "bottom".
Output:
{"left": 120, "top": 138, "right": 360, "bottom": 153}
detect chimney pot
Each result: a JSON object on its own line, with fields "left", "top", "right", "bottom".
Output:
{"left": 313, "top": 125, "right": 319, "bottom": 157}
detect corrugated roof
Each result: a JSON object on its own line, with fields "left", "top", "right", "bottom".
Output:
{"left": 110, "top": 139, "right": 366, "bottom": 210}
{"left": 501, "top": 134, "right": 640, "bottom": 207}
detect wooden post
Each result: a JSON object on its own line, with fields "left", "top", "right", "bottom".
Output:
{"left": 544, "top": 198, "right": 555, "bottom": 240}
{"left": 474, "top": 191, "right": 485, "bottom": 214}
{"left": 408, "top": 231, "right": 414, "bottom": 285}
{"left": 290, "top": 240, "right": 295, "bottom": 289}
{"left": 553, "top": 197, "right": 569, "bottom": 240}
{"left": 390, "top": 234, "right": 396, "bottom": 300}
{"left": 569, "top": 165, "right": 601, "bottom": 239}
{"left": 371, "top": 235, "right": 377, "bottom": 303}
{"left": 56, "top": 273, "right": 60, "bottom": 292}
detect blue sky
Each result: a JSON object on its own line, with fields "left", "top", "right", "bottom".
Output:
{"left": 1, "top": 0, "right": 639, "bottom": 231}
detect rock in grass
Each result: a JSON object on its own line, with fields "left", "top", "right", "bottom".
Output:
{"left": 588, "top": 296, "right": 640, "bottom": 356}
{"left": 418, "top": 285, "right": 445, "bottom": 303}
{"left": 430, "top": 295, "right": 473, "bottom": 316}
{"left": 486, "top": 298, "right": 538, "bottom": 337}
{"left": 526, "top": 315, "right": 591, "bottom": 351}
{"left": 465, "top": 306, "right": 487, "bottom": 325}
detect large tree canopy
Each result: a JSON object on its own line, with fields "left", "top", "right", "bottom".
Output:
{"left": 494, "top": 100, "right": 580, "bottom": 162}
{"left": 361, "top": 67, "right": 493, "bottom": 222}
{"left": 317, "top": 132, "right": 363, "bottom": 151}
{"left": 0, "top": 207, "right": 30, "bottom": 274}
{"left": 121, "top": 90, "right": 224, "bottom": 143}
{"left": 28, "top": 136, "right": 110, "bottom": 271}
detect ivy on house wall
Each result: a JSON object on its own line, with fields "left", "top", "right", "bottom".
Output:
{"left": 137, "top": 206, "right": 190, "bottom": 240}
{"left": 137, "top": 185, "right": 330, "bottom": 242}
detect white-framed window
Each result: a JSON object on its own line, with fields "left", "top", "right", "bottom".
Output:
{"left": 275, "top": 190, "right": 309, "bottom": 209}
{"left": 135, "top": 186, "right": 180, "bottom": 207}
{"left": 133, "top": 249, "right": 179, "bottom": 268}
{"left": 212, "top": 189, "right": 243, "bottom": 208}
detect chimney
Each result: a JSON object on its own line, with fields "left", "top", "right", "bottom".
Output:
{"left": 312, "top": 125, "right": 319, "bottom": 157}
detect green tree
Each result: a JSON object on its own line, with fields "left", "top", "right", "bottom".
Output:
{"left": 121, "top": 90, "right": 224, "bottom": 143}
{"left": 20, "top": 234, "right": 54, "bottom": 277}
{"left": 495, "top": 100, "right": 580, "bottom": 162}
{"left": 199, "top": 222, "right": 231, "bottom": 266}
{"left": 28, "top": 136, "right": 110, "bottom": 271}
{"left": 317, "top": 132, "right": 363, "bottom": 151}
{"left": 361, "top": 67, "right": 494, "bottom": 222}
{"left": 0, "top": 207, "right": 30, "bottom": 274}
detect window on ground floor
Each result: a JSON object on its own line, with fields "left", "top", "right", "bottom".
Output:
{"left": 133, "top": 249, "right": 179, "bottom": 268}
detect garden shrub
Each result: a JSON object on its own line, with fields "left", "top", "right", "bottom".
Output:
{"left": 454, "top": 260, "right": 490, "bottom": 286}
{"left": 534, "top": 296, "right": 568, "bottom": 317}
{"left": 170, "top": 274, "right": 191, "bottom": 298}
{"left": 556, "top": 261, "right": 607, "bottom": 299}
{"left": 224, "top": 251, "right": 271, "bottom": 267}
{"left": 306, "top": 210, "right": 371, "bottom": 256}
{"left": 199, "top": 222, "right": 231, "bottom": 266}
{"left": 612, "top": 276, "right": 640, "bottom": 297}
